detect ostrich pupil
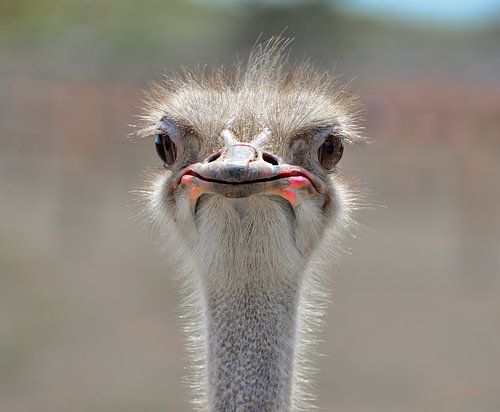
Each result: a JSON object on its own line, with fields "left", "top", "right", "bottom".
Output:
{"left": 318, "top": 135, "right": 343, "bottom": 170}
{"left": 155, "top": 134, "right": 176, "bottom": 165}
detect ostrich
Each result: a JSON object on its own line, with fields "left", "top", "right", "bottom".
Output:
{"left": 135, "top": 38, "right": 364, "bottom": 411}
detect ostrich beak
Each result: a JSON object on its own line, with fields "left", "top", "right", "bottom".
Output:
{"left": 175, "top": 143, "right": 325, "bottom": 208}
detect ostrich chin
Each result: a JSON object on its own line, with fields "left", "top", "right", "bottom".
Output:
{"left": 172, "top": 165, "right": 334, "bottom": 268}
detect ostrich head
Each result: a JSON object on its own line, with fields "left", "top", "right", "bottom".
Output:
{"left": 136, "top": 38, "right": 364, "bottom": 411}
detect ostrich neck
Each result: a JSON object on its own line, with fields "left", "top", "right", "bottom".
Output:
{"left": 202, "top": 257, "right": 302, "bottom": 412}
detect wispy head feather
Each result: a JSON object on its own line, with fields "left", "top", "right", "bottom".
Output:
{"left": 135, "top": 36, "right": 365, "bottom": 155}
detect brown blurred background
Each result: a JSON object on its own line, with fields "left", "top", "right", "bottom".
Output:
{"left": 1, "top": 1, "right": 499, "bottom": 411}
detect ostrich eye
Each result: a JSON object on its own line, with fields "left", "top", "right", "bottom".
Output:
{"left": 155, "top": 133, "right": 177, "bottom": 165}
{"left": 318, "top": 135, "right": 343, "bottom": 170}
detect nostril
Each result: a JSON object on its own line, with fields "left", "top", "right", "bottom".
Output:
{"left": 262, "top": 152, "right": 279, "bottom": 166}
{"left": 206, "top": 152, "right": 222, "bottom": 163}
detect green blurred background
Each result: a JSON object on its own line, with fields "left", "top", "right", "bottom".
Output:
{"left": 1, "top": 1, "right": 499, "bottom": 411}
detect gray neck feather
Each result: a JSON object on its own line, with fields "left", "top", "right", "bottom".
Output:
{"left": 203, "top": 263, "right": 301, "bottom": 412}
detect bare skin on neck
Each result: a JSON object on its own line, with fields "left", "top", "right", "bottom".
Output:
{"left": 136, "top": 37, "right": 364, "bottom": 411}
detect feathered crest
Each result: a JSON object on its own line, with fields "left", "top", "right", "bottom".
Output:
{"left": 134, "top": 36, "right": 365, "bottom": 153}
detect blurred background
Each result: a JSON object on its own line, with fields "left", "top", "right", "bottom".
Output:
{"left": 1, "top": 0, "right": 499, "bottom": 411}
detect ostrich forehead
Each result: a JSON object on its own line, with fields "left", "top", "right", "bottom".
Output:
{"left": 142, "top": 84, "right": 361, "bottom": 154}
{"left": 138, "top": 41, "right": 363, "bottom": 153}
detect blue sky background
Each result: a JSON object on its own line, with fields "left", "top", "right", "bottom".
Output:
{"left": 338, "top": 0, "right": 500, "bottom": 26}
{"left": 206, "top": 0, "right": 500, "bottom": 27}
